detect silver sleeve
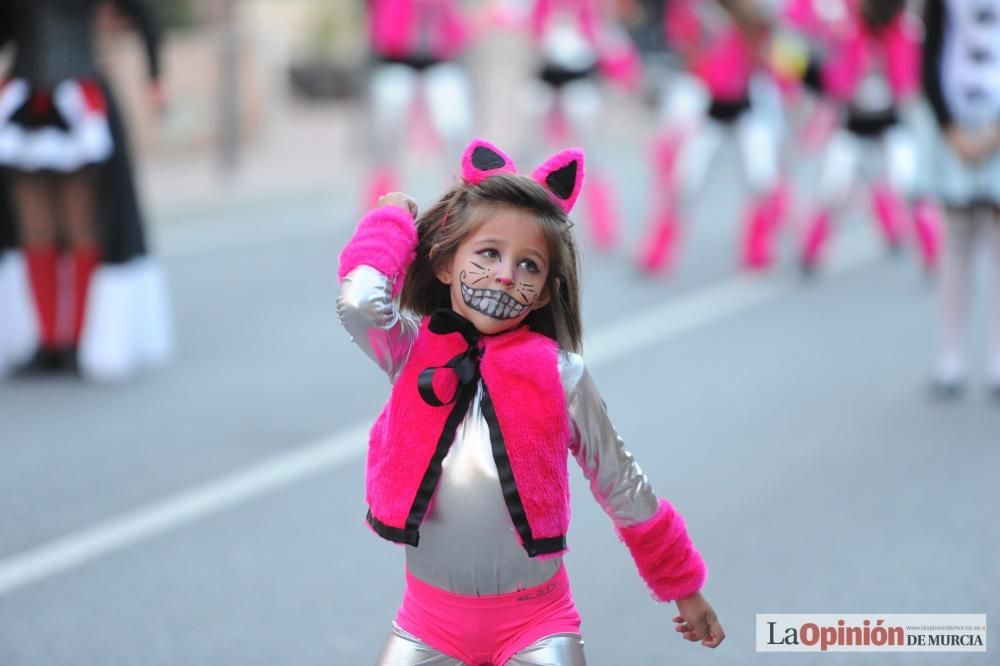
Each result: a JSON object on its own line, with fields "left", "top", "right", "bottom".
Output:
{"left": 561, "top": 352, "right": 661, "bottom": 527}
{"left": 337, "top": 265, "right": 420, "bottom": 382}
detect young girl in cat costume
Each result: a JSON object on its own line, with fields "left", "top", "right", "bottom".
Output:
{"left": 337, "top": 137, "right": 723, "bottom": 664}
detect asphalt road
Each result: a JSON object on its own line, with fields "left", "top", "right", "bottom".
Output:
{"left": 1, "top": 137, "right": 997, "bottom": 666}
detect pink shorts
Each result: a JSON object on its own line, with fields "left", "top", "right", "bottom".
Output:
{"left": 395, "top": 565, "right": 582, "bottom": 665}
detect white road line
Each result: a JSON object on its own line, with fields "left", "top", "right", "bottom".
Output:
{"left": 0, "top": 424, "right": 370, "bottom": 596}
{"left": 585, "top": 277, "right": 781, "bottom": 366}
{"left": 0, "top": 232, "right": 881, "bottom": 596}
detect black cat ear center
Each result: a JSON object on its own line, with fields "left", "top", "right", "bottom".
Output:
{"left": 472, "top": 146, "right": 507, "bottom": 171}
{"left": 545, "top": 161, "right": 578, "bottom": 200}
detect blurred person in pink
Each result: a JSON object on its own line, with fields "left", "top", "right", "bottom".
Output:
{"left": 499, "top": 0, "right": 641, "bottom": 251}
{"left": 363, "top": 0, "right": 476, "bottom": 208}
{"left": 921, "top": 0, "right": 1000, "bottom": 399}
{"left": 338, "top": 137, "right": 723, "bottom": 663}
{"left": 637, "top": 0, "right": 790, "bottom": 275}
{"left": 0, "top": 0, "right": 173, "bottom": 381}
{"left": 786, "top": 0, "right": 939, "bottom": 274}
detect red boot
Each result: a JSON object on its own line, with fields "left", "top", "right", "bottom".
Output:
{"left": 23, "top": 245, "right": 59, "bottom": 349}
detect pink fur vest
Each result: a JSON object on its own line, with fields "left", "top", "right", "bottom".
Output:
{"left": 365, "top": 312, "right": 572, "bottom": 558}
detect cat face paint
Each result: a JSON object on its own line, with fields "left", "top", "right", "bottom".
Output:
{"left": 438, "top": 208, "right": 550, "bottom": 336}
{"left": 459, "top": 277, "right": 532, "bottom": 320}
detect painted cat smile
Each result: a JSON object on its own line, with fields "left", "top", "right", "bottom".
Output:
{"left": 460, "top": 279, "right": 531, "bottom": 320}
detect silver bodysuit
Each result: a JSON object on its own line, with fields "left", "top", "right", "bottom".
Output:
{"left": 338, "top": 265, "right": 661, "bottom": 663}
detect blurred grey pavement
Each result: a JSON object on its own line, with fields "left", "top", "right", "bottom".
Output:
{"left": 138, "top": 96, "right": 361, "bottom": 231}
{"left": 2, "top": 40, "right": 999, "bottom": 666}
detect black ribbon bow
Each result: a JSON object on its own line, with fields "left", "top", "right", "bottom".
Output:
{"left": 374, "top": 309, "right": 483, "bottom": 547}
{"left": 418, "top": 308, "right": 483, "bottom": 407}
{"left": 367, "top": 307, "right": 566, "bottom": 557}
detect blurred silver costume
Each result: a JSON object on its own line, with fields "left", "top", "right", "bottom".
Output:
{"left": 338, "top": 265, "right": 661, "bottom": 664}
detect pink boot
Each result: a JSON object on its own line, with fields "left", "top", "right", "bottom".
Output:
{"left": 364, "top": 167, "right": 398, "bottom": 210}
{"left": 741, "top": 183, "right": 790, "bottom": 271}
{"left": 798, "top": 101, "right": 839, "bottom": 153}
{"left": 409, "top": 93, "right": 444, "bottom": 155}
{"left": 800, "top": 210, "right": 830, "bottom": 274}
{"left": 584, "top": 175, "right": 620, "bottom": 251}
{"left": 637, "top": 207, "right": 680, "bottom": 275}
{"left": 742, "top": 197, "right": 775, "bottom": 270}
{"left": 653, "top": 130, "right": 684, "bottom": 179}
{"left": 870, "top": 182, "right": 906, "bottom": 252}
{"left": 912, "top": 199, "right": 942, "bottom": 272}
{"left": 544, "top": 106, "right": 570, "bottom": 146}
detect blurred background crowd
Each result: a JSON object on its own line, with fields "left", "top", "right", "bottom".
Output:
{"left": 1, "top": 1, "right": 998, "bottom": 664}
{"left": 2, "top": 0, "right": 999, "bottom": 394}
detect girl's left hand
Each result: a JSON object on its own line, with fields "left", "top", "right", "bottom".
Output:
{"left": 375, "top": 192, "right": 419, "bottom": 219}
{"left": 673, "top": 592, "right": 725, "bottom": 648}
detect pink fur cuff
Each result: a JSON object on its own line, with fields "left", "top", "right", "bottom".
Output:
{"left": 617, "top": 498, "right": 707, "bottom": 603}
{"left": 338, "top": 205, "right": 418, "bottom": 293}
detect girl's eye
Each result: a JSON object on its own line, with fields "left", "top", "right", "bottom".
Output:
{"left": 518, "top": 259, "right": 540, "bottom": 273}
{"left": 478, "top": 248, "right": 499, "bottom": 259}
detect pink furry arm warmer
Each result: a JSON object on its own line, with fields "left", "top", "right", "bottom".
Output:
{"left": 337, "top": 205, "right": 418, "bottom": 293}
{"left": 616, "top": 498, "right": 707, "bottom": 602}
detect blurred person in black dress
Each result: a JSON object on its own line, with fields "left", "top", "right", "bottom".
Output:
{"left": 0, "top": 0, "right": 173, "bottom": 380}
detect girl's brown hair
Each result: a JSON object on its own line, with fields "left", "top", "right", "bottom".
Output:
{"left": 399, "top": 173, "right": 583, "bottom": 352}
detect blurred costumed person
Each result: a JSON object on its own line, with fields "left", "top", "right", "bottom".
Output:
{"left": 637, "top": 0, "right": 790, "bottom": 275}
{"left": 499, "top": 0, "right": 642, "bottom": 251}
{"left": 786, "top": 0, "right": 940, "bottom": 274}
{"left": 0, "top": 0, "right": 174, "bottom": 380}
{"left": 363, "top": 0, "right": 478, "bottom": 208}
{"left": 921, "top": 0, "right": 1000, "bottom": 398}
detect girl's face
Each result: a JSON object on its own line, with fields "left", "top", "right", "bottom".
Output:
{"left": 437, "top": 208, "right": 551, "bottom": 336}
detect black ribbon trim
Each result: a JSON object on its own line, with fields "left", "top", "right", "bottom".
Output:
{"left": 391, "top": 309, "right": 484, "bottom": 548}
{"left": 481, "top": 384, "right": 567, "bottom": 557}
{"left": 367, "top": 509, "right": 418, "bottom": 546}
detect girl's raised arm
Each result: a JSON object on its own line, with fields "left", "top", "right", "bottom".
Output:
{"left": 337, "top": 201, "right": 421, "bottom": 382}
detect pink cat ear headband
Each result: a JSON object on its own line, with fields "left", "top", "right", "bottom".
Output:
{"left": 460, "top": 138, "right": 585, "bottom": 214}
